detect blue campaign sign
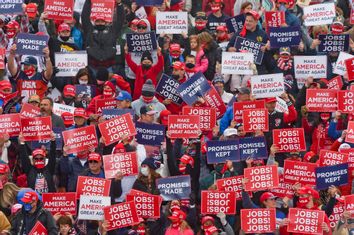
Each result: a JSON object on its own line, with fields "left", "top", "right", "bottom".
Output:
{"left": 75, "top": 85, "right": 96, "bottom": 98}
{"left": 176, "top": 72, "right": 211, "bottom": 106}
{"left": 126, "top": 32, "right": 157, "bottom": 53}
{"left": 156, "top": 74, "right": 183, "bottom": 105}
{"left": 135, "top": 122, "right": 165, "bottom": 146}
{"left": 31, "top": 127, "right": 63, "bottom": 150}
{"left": 226, "top": 14, "right": 245, "bottom": 33}
{"left": 156, "top": 175, "right": 191, "bottom": 201}
{"left": 102, "top": 109, "right": 134, "bottom": 120}
{"left": 315, "top": 163, "right": 348, "bottom": 190}
{"left": 234, "top": 37, "right": 265, "bottom": 65}
{"left": 16, "top": 33, "right": 49, "bottom": 56}
{"left": 318, "top": 34, "right": 349, "bottom": 53}
{"left": 206, "top": 139, "right": 240, "bottom": 164}
{"left": 136, "top": 0, "right": 163, "bottom": 6}
{"left": 0, "top": 0, "right": 23, "bottom": 14}
{"left": 269, "top": 26, "right": 301, "bottom": 48}
{"left": 239, "top": 136, "right": 268, "bottom": 160}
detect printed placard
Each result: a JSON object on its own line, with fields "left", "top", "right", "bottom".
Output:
{"left": 20, "top": 103, "right": 41, "bottom": 118}
{"left": 216, "top": 175, "right": 245, "bottom": 200}
{"left": 0, "top": 114, "right": 21, "bottom": 137}
{"left": 287, "top": 208, "right": 324, "bottom": 234}
{"left": 329, "top": 203, "right": 345, "bottom": 229}
{"left": 29, "top": 221, "right": 47, "bottom": 235}
{"left": 241, "top": 209, "right": 276, "bottom": 234}
{"left": 206, "top": 139, "right": 240, "bottom": 163}
{"left": 76, "top": 176, "right": 111, "bottom": 200}
{"left": 345, "top": 57, "right": 354, "bottom": 81}
{"left": 42, "top": 192, "right": 76, "bottom": 215}
{"left": 167, "top": 115, "right": 200, "bottom": 138}
{"left": 316, "top": 163, "right": 348, "bottom": 190}
{"left": 225, "top": 14, "right": 245, "bottom": 33}
{"left": 334, "top": 52, "right": 354, "bottom": 75}
{"left": 344, "top": 195, "right": 354, "bottom": 217}
{"left": 251, "top": 73, "right": 284, "bottom": 99}
{"left": 95, "top": 98, "right": 116, "bottom": 114}
{"left": 126, "top": 32, "right": 157, "bottom": 53}
{"left": 319, "top": 150, "right": 349, "bottom": 166}
{"left": 44, "top": 0, "right": 74, "bottom": 21}
{"left": 269, "top": 26, "right": 301, "bottom": 48}
{"left": 265, "top": 11, "right": 285, "bottom": 30}
{"left": 156, "top": 11, "right": 188, "bottom": 34}
{"left": 338, "top": 91, "right": 354, "bottom": 113}
{"left": 306, "top": 89, "right": 338, "bottom": 112}
{"left": 346, "top": 121, "right": 354, "bottom": 144}
{"left": 156, "top": 74, "right": 183, "bottom": 105}
{"left": 76, "top": 84, "right": 96, "bottom": 98}
{"left": 201, "top": 191, "right": 237, "bottom": 215}
{"left": 102, "top": 109, "right": 134, "bottom": 120}
{"left": 98, "top": 113, "right": 137, "bottom": 145}
{"left": 62, "top": 125, "right": 98, "bottom": 154}
{"left": 135, "top": 122, "right": 165, "bottom": 146}
{"left": 103, "top": 201, "right": 140, "bottom": 230}
{"left": 31, "top": 127, "right": 63, "bottom": 151}
{"left": 136, "top": 0, "right": 163, "bottom": 6}
{"left": 203, "top": 86, "right": 227, "bottom": 118}
{"left": 239, "top": 136, "right": 268, "bottom": 160}
{"left": 303, "top": 3, "right": 336, "bottom": 26}
{"left": 78, "top": 195, "right": 110, "bottom": 220}
{"left": 90, "top": 0, "right": 115, "bottom": 22}
{"left": 102, "top": 152, "right": 139, "bottom": 178}
{"left": 294, "top": 56, "right": 327, "bottom": 79}
{"left": 283, "top": 160, "right": 317, "bottom": 186}
{"left": 325, "top": 75, "right": 343, "bottom": 90}
{"left": 55, "top": 51, "right": 88, "bottom": 77}
{"left": 52, "top": 103, "right": 75, "bottom": 116}
{"left": 221, "top": 52, "right": 253, "bottom": 75}
{"left": 157, "top": 175, "right": 191, "bottom": 201}
{"left": 234, "top": 37, "right": 265, "bottom": 65}
{"left": 16, "top": 33, "right": 49, "bottom": 56}
{"left": 0, "top": 0, "right": 23, "bottom": 14}
{"left": 182, "top": 106, "right": 217, "bottom": 131}
{"left": 0, "top": 48, "right": 5, "bottom": 69}
{"left": 126, "top": 193, "right": 161, "bottom": 218}
{"left": 270, "top": 178, "right": 294, "bottom": 199}
{"left": 275, "top": 96, "right": 289, "bottom": 113}
{"left": 233, "top": 100, "right": 265, "bottom": 122}
{"left": 273, "top": 128, "right": 306, "bottom": 152}
{"left": 318, "top": 34, "right": 349, "bottom": 53}
{"left": 244, "top": 165, "right": 279, "bottom": 191}
{"left": 21, "top": 116, "right": 52, "bottom": 141}
{"left": 242, "top": 109, "right": 269, "bottom": 132}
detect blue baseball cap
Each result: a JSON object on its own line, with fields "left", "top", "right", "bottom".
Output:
{"left": 116, "top": 91, "right": 132, "bottom": 101}
{"left": 21, "top": 56, "right": 37, "bottom": 66}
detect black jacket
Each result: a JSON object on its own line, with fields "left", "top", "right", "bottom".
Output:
{"left": 203, "top": 41, "right": 221, "bottom": 81}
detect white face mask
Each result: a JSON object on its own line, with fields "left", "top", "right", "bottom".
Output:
{"left": 141, "top": 166, "right": 149, "bottom": 176}
{"left": 79, "top": 80, "right": 88, "bottom": 85}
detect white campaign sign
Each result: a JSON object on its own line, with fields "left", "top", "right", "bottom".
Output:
{"left": 294, "top": 55, "right": 327, "bottom": 79}
{"left": 78, "top": 195, "right": 111, "bottom": 220}
{"left": 251, "top": 73, "right": 284, "bottom": 98}
{"left": 303, "top": 3, "right": 336, "bottom": 26}
{"left": 55, "top": 51, "right": 87, "bottom": 77}
{"left": 53, "top": 103, "right": 76, "bottom": 116}
{"left": 221, "top": 52, "right": 253, "bottom": 75}
{"left": 275, "top": 96, "right": 289, "bottom": 113}
{"left": 334, "top": 52, "right": 354, "bottom": 75}
{"left": 156, "top": 11, "right": 188, "bottom": 34}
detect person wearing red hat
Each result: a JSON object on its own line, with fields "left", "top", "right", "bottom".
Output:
{"left": 0, "top": 163, "right": 10, "bottom": 186}
{"left": 159, "top": 109, "right": 171, "bottom": 126}
{"left": 86, "top": 80, "right": 117, "bottom": 117}
{"left": 206, "top": 0, "right": 230, "bottom": 33}
{"left": 215, "top": 25, "right": 229, "bottom": 43}
{"left": 163, "top": 43, "right": 185, "bottom": 75}
{"left": 275, "top": 0, "right": 300, "bottom": 27}
{"left": 165, "top": 209, "right": 194, "bottom": 235}
{"left": 0, "top": 80, "right": 12, "bottom": 95}
{"left": 73, "top": 108, "right": 87, "bottom": 128}
{"left": 60, "top": 84, "right": 77, "bottom": 106}
{"left": 61, "top": 112, "right": 74, "bottom": 128}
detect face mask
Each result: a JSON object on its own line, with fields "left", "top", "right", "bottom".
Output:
{"left": 195, "top": 21, "right": 207, "bottom": 30}
{"left": 202, "top": 224, "right": 212, "bottom": 231}
{"left": 179, "top": 164, "right": 186, "bottom": 174}
{"left": 137, "top": 225, "right": 146, "bottom": 235}
{"left": 141, "top": 166, "right": 149, "bottom": 176}
{"left": 33, "top": 159, "right": 45, "bottom": 169}
{"left": 171, "top": 74, "right": 180, "bottom": 80}
{"left": 24, "top": 203, "right": 33, "bottom": 212}
{"left": 217, "top": 32, "right": 228, "bottom": 41}
{"left": 185, "top": 63, "right": 195, "bottom": 69}
{"left": 95, "top": 25, "right": 105, "bottom": 31}
{"left": 170, "top": 52, "right": 180, "bottom": 59}
{"left": 77, "top": 152, "right": 87, "bottom": 159}
{"left": 331, "top": 24, "right": 344, "bottom": 34}
{"left": 60, "top": 36, "right": 70, "bottom": 42}
{"left": 142, "top": 96, "right": 154, "bottom": 103}
{"left": 6, "top": 30, "right": 16, "bottom": 39}
{"left": 24, "top": 66, "right": 36, "bottom": 77}
{"left": 279, "top": 4, "right": 287, "bottom": 11}
{"left": 142, "top": 64, "right": 152, "bottom": 70}
{"left": 79, "top": 80, "right": 88, "bottom": 85}
{"left": 211, "top": 4, "right": 221, "bottom": 13}
{"left": 172, "top": 221, "right": 181, "bottom": 228}
{"left": 103, "top": 90, "right": 113, "bottom": 98}
{"left": 63, "top": 97, "right": 74, "bottom": 105}
{"left": 297, "top": 196, "right": 311, "bottom": 208}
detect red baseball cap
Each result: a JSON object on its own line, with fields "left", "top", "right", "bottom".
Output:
{"left": 0, "top": 80, "right": 12, "bottom": 90}
{"left": 169, "top": 43, "right": 181, "bottom": 52}
{"left": 74, "top": 108, "right": 87, "bottom": 119}
{"left": 26, "top": 3, "right": 38, "bottom": 18}
{"left": 61, "top": 112, "right": 74, "bottom": 126}
{"left": 168, "top": 209, "right": 186, "bottom": 221}
{"left": 172, "top": 61, "right": 185, "bottom": 70}
{"left": 94, "top": 14, "right": 106, "bottom": 21}
{"left": 32, "top": 148, "right": 46, "bottom": 157}
{"left": 159, "top": 109, "right": 171, "bottom": 126}
{"left": 260, "top": 192, "right": 277, "bottom": 203}
{"left": 180, "top": 154, "right": 194, "bottom": 167}
{"left": 0, "top": 164, "right": 9, "bottom": 174}
{"left": 63, "top": 85, "right": 76, "bottom": 97}
{"left": 246, "top": 10, "right": 260, "bottom": 20}
{"left": 265, "top": 97, "right": 277, "bottom": 103}
{"left": 88, "top": 152, "right": 101, "bottom": 162}
{"left": 22, "top": 191, "right": 38, "bottom": 203}
{"left": 201, "top": 215, "right": 215, "bottom": 225}
{"left": 113, "top": 143, "right": 125, "bottom": 154}
{"left": 298, "top": 186, "right": 320, "bottom": 199}
{"left": 303, "top": 151, "right": 316, "bottom": 162}
{"left": 204, "top": 226, "right": 218, "bottom": 235}
{"left": 58, "top": 23, "right": 71, "bottom": 33}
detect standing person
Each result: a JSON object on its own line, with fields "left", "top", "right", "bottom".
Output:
{"left": 165, "top": 210, "right": 194, "bottom": 235}
{"left": 207, "top": 0, "right": 230, "bottom": 32}
{"left": 40, "top": 97, "right": 65, "bottom": 128}
{"left": 198, "top": 32, "right": 220, "bottom": 81}
{"left": 133, "top": 158, "right": 161, "bottom": 195}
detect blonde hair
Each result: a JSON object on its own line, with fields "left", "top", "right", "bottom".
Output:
{"left": 179, "top": 221, "right": 192, "bottom": 232}
{"left": 198, "top": 32, "right": 213, "bottom": 49}
{"left": 0, "top": 183, "right": 20, "bottom": 208}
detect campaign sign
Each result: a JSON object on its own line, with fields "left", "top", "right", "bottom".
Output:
{"left": 225, "top": 14, "right": 245, "bottom": 33}
{"left": 216, "top": 176, "right": 245, "bottom": 200}
{"left": 242, "top": 109, "right": 269, "bottom": 132}
{"left": 346, "top": 121, "right": 354, "bottom": 144}
{"left": 126, "top": 193, "right": 161, "bottom": 218}
{"left": 103, "top": 201, "right": 140, "bottom": 230}
{"left": 29, "top": 221, "right": 47, "bottom": 235}
{"left": 273, "top": 128, "right": 306, "bottom": 152}
{"left": 234, "top": 37, "right": 265, "bottom": 65}
{"left": 176, "top": 72, "right": 211, "bottom": 106}
{"left": 233, "top": 100, "right": 265, "bottom": 122}
{"left": 221, "top": 52, "right": 253, "bottom": 75}
{"left": 334, "top": 52, "right": 354, "bottom": 75}
{"left": 21, "top": 117, "right": 52, "bottom": 141}
{"left": 76, "top": 84, "right": 96, "bottom": 98}
{"left": 318, "top": 34, "right": 349, "bottom": 53}
{"left": 156, "top": 74, "right": 183, "bottom": 105}
{"left": 316, "top": 163, "right": 348, "bottom": 190}
{"left": 251, "top": 73, "right": 284, "bottom": 99}
{"left": 275, "top": 96, "right": 288, "bottom": 113}
{"left": 44, "top": 0, "right": 74, "bottom": 21}
{"left": 20, "top": 103, "right": 40, "bottom": 118}
{"left": 270, "top": 178, "right": 294, "bottom": 199}
{"left": 344, "top": 195, "right": 354, "bottom": 217}
{"left": 0, "top": 0, "right": 23, "bottom": 14}
{"left": 156, "top": 11, "right": 188, "bottom": 34}
{"left": 102, "top": 109, "right": 134, "bottom": 120}
{"left": 206, "top": 139, "right": 240, "bottom": 164}
{"left": 90, "top": 0, "right": 115, "bottom": 22}
{"left": 203, "top": 86, "right": 227, "bottom": 118}
{"left": 126, "top": 32, "right": 157, "bottom": 53}
{"left": 16, "top": 33, "right": 49, "bottom": 56}
{"left": 0, "top": 114, "right": 21, "bottom": 137}
{"left": 319, "top": 150, "right": 349, "bottom": 166}
{"left": 345, "top": 57, "right": 354, "bottom": 81}
{"left": 136, "top": 0, "right": 163, "bottom": 6}
{"left": 98, "top": 113, "right": 137, "bottom": 145}
{"left": 244, "top": 165, "right": 279, "bottom": 191}
{"left": 239, "top": 136, "right": 268, "bottom": 160}
{"left": 136, "top": 122, "right": 165, "bottom": 146}
{"left": 167, "top": 115, "right": 200, "bottom": 139}
{"left": 283, "top": 160, "right": 317, "bottom": 186}
{"left": 294, "top": 55, "right": 327, "bottom": 79}
{"left": 325, "top": 75, "right": 343, "bottom": 90}
{"left": 201, "top": 191, "right": 237, "bottom": 215}
{"left": 55, "top": 51, "right": 87, "bottom": 77}
{"left": 62, "top": 125, "right": 98, "bottom": 154}
{"left": 103, "top": 152, "right": 139, "bottom": 178}
{"left": 0, "top": 48, "right": 5, "bottom": 69}
{"left": 95, "top": 98, "right": 116, "bottom": 114}
{"left": 42, "top": 192, "right": 76, "bottom": 215}
{"left": 76, "top": 176, "right": 111, "bottom": 200}
{"left": 329, "top": 203, "right": 345, "bottom": 229}
{"left": 182, "top": 106, "right": 217, "bottom": 131}
{"left": 52, "top": 103, "right": 75, "bottom": 116}
{"left": 306, "top": 89, "right": 338, "bottom": 112}
{"left": 303, "top": 3, "right": 336, "bottom": 26}
{"left": 287, "top": 208, "right": 324, "bottom": 234}
{"left": 265, "top": 11, "right": 285, "bottom": 30}
{"left": 31, "top": 127, "right": 63, "bottom": 151}
{"left": 269, "top": 26, "right": 301, "bottom": 48}
{"left": 241, "top": 209, "right": 276, "bottom": 234}
{"left": 338, "top": 91, "right": 354, "bottom": 113}
{"left": 78, "top": 195, "right": 110, "bottom": 220}
{"left": 157, "top": 175, "right": 191, "bottom": 201}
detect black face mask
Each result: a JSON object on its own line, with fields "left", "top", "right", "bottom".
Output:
{"left": 142, "top": 64, "right": 151, "bottom": 70}
{"left": 63, "top": 97, "right": 74, "bottom": 105}
{"left": 185, "top": 63, "right": 195, "bottom": 69}
{"left": 172, "top": 74, "right": 180, "bottom": 80}
{"left": 60, "top": 36, "right": 70, "bottom": 42}
{"left": 95, "top": 25, "right": 106, "bottom": 31}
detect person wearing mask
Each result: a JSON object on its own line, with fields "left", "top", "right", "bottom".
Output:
{"left": 207, "top": 0, "right": 229, "bottom": 33}
{"left": 165, "top": 210, "right": 194, "bottom": 235}
{"left": 198, "top": 32, "right": 221, "bottom": 81}
{"left": 59, "top": 85, "right": 76, "bottom": 106}
{"left": 115, "top": 91, "right": 132, "bottom": 109}
{"left": 40, "top": 97, "right": 65, "bottom": 128}
{"left": 86, "top": 80, "right": 117, "bottom": 117}
{"left": 133, "top": 158, "right": 161, "bottom": 195}
{"left": 27, "top": 94, "right": 41, "bottom": 108}
{"left": 275, "top": 0, "right": 300, "bottom": 27}
{"left": 163, "top": 43, "right": 185, "bottom": 76}
{"left": 61, "top": 112, "right": 74, "bottom": 128}
{"left": 189, "top": 12, "right": 210, "bottom": 35}
{"left": 212, "top": 74, "right": 233, "bottom": 104}
{"left": 0, "top": 16, "right": 29, "bottom": 50}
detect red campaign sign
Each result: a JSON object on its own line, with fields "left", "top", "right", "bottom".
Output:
{"left": 346, "top": 121, "right": 354, "bottom": 144}
{"left": 103, "top": 201, "right": 140, "bottom": 230}
{"left": 91, "top": 0, "right": 115, "bottom": 23}
{"left": 265, "top": 11, "right": 285, "bottom": 30}
{"left": 244, "top": 165, "right": 279, "bottom": 191}
{"left": 168, "top": 115, "right": 200, "bottom": 139}
{"left": 323, "top": 76, "right": 343, "bottom": 90}
{"left": 338, "top": 91, "right": 354, "bottom": 113}
{"left": 42, "top": 192, "right": 77, "bottom": 215}
{"left": 345, "top": 195, "right": 354, "bottom": 217}
{"left": 44, "top": 0, "right": 74, "bottom": 21}
{"left": 283, "top": 160, "right": 317, "bottom": 186}
{"left": 21, "top": 116, "right": 52, "bottom": 141}
{"left": 241, "top": 208, "right": 276, "bottom": 234}
{"left": 98, "top": 113, "right": 136, "bottom": 146}
{"left": 346, "top": 57, "right": 354, "bottom": 81}
{"left": 126, "top": 193, "right": 161, "bottom": 218}
{"left": 62, "top": 125, "right": 98, "bottom": 154}
{"left": 287, "top": 208, "right": 324, "bottom": 234}
{"left": 102, "top": 152, "right": 139, "bottom": 178}
{"left": 76, "top": 176, "right": 111, "bottom": 200}
{"left": 216, "top": 175, "right": 250, "bottom": 200}
{"left": 128, "top": 189, "right": 163, "bottom": 205}
{"left": 182, "top": 107, "right": 216, "bottom": 131}
{"left": 20, "top": 103, "right": 41, "bottom": 118}
{"left": 201, "top": 191, "right": 236, "bottom": 215}
{"left": 306, "top": 89, "right": 338, "bottom": 112}
{"left": 270, "top": 176, "right": 294, "bottom": 199}
{"left": 329, "top": 203, "right": 345, "bottom": 229}
{"left": 0, "top": 48, "right": 5, "bottom": 69}
{"left": 29, "top": 221, "right": 48, "bottom": 235}
{"left": 319, "top": 150, "right": 349, "bottom": 166}
{"left": 340, "top": 148, "right": 354, "bottom": 172}
{"left": 242, "top": 109, "right": 269, "bottom": 132}
{"left": 203, "top": 86, "right": 227, "bottom": 118}
{"left": 95, "top": 98, "right": 116, "bottom": 114}
{"left": 272, "top": 128, "right": 306, "bottom": 152}
{"left": 233, "top": 100, "right": 265, "bottom": 122}
{"left": 0, "top": 114, "right": 21, "bottom": 137}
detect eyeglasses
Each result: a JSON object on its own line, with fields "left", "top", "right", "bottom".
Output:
{"left": 89, "top": 160, "right": 99, "bottom": 164}
{"left": 137, "top": 25, "right": 147, "bottom": 30}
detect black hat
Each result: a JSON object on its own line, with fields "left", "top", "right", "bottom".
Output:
{"left": 141, "top": 51, "right": 153, "bottom": 63}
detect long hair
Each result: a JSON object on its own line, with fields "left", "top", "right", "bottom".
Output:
{"left": 0, "top": 182, "right": 20, "bottom": 208}
{"left": 198, "top": 32, "right": 213, "bottom": 50}
{"left": 189, "top": 35, "right": 201, "bottom": 51}
{"left": 137, "top": 168, "right": 161, "bottom": 187}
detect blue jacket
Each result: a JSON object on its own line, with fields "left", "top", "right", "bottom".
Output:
{"left": 220, "top": 106, "right": 234, "bottom": 134}
{"left": 59, "top": 156, "right": 89, "bottom": 192}
{"left": 285, "top": 10, "right": 300, "bottom": 27}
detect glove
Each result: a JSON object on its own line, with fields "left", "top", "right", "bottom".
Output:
{"left": 217, "top": 212, "right": 227, "bottom": 226}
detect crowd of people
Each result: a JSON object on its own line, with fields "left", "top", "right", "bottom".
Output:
{"left": 0, "top": 0, "right": 353, "bottom": 234}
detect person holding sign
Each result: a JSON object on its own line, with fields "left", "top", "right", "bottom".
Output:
{"left": 133, "top": 158, "right": 161, "bottom": 195}
{"left": 165, "top": 209, "right": 194, "bottom": 235}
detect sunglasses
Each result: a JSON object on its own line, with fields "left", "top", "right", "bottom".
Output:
{"left": 89, "top": 160, "right": 99, "bottom": 164}
{"left": 137, "top": 25, "right": 147, "bottom": 30}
